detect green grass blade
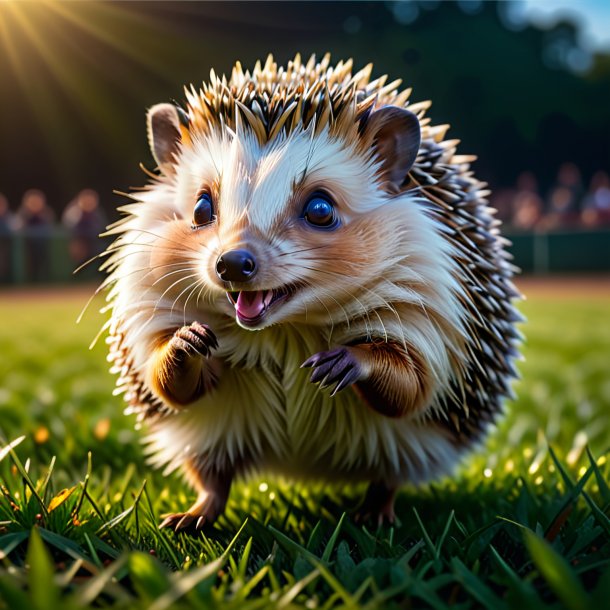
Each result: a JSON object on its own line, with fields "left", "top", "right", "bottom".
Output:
{"left": 0, "top": 435, "right": 25, "bottom": 463}
{"left": 268, "top": 525, "right": 320, "bottom": 564}
{"left": 591, "top": 564, "right": 610, "bottom": 607}
{"left": 0, "top": 574, "right": 31, "bottom": 609}
{"left": 27, "top": 527, "right": 59, "bottom": 610}
{"left": 95, "top": 480, "right": 146, "bottom": 534}
{"left": 306, "top": 520, "right": 323, "bottom": 553}
{"left": 435, "top": 509, "right": 455, "bottom": 556}
{"left": 8, "top": 446, "right": 48, "bottom": 516}
{"left": 399, "top": 538, "right": 425, "bottom": 565}
{"left": 523, "top": 529, "right": 588, "bottom": 610}
{"left": 276, "top": 567, "right": 320, "bottom": 608}
{"left": 73, "top": 451, "right": 93, "bottom": 518}
{"left": 39, "top": 455, "right": 56, "bottom": 502}
{"left": 308, "top": 557, "right": 356, "bottom": 606}
{"left": 0, "top": 530, "right": 29, "bottom": 560}
{"left": 70, "top": 555, "right": 130, "bottom": 607}
{"left": 321, "top": 512, "right": 346, "bottom": 563}
{"left": 236, "top": 536, "right": 253, "bottom": 580}
{"left": 82, "top": 532, "right": 103, "bottom": 569}
{"left": 489, "top": 545, "right": 541, "bottom": 606}
{"left": 233, "top": 565, "right": 270, "bottom": 601}
{"left": 548, "top": 446, "right": 575, "bottom": 491}
{"left": 128, "top": 551, "right": 172, "bottom": 600}
{"left": 142, "top": 485, "right": 181, "bottom": 569}
{"left": 148, "top": 519, "right": 248, "bottom": 610}
{"left": 586, "top": 447, "right": 610, "bottom": 503}
{"left": 38, "top": 527, "right": 93, "bottom": 563}
{"left": 413, "top": 507, "right": 437, "bottom": 559}
{"left": 451, "top": 557, "right": 508, "bottom": 610}
{"left": 581, "top": 490, "right": 610, "bottom": 536}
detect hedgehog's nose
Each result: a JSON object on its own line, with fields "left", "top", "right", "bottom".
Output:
{"left": 216, "top": 249, "right": 258, "bottom": 282}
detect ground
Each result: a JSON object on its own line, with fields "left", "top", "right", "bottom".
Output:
{"left": 0, "top": 277, "right": 609, "bottom": 609}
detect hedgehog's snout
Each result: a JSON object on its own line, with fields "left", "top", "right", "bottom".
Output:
{"left": 215, "top": 249, "right": 258, "bottom": 283}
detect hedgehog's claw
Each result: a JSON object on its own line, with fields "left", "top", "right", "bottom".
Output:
{"left": 302, "top": 347, "right": 362, "bottom": 395}
{"left": 159, "top": 487, "right": 226, "bottom": 535}
{"left": 159, "top": 512, "right": 209, "bottom": 534}
{"left": 172, "top": 322, "right": 218, "bottom": 358}
{"left": 330, "top": 367, "right": 361, "bottom": 396}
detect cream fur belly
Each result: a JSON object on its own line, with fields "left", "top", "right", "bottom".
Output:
{"left": 143, "top": 344, "right": 462, "bottom": 486}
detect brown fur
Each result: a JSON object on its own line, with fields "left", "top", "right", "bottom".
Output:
{"left": 350, "top": 340, "right": 432, "bottom": 418}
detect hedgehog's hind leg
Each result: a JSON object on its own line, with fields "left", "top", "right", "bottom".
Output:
{"left": 159, "top": 458, "right": 233, "bottom": 534}
{"left": 354, "top": 481, "right": 397, "bottom": 526}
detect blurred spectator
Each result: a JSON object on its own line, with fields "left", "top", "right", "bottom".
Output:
{"left": 15, "top": 189, "right": 55, "bottom": 283}
{"left": 581, "top": 170, "right": 610, "bottom": 227}
{"left": 490, "top": 186, "right": 517, "bottom": 225}
{"left": 540, "top": 162, "right": 583, "bottom": 230}
{"left": 511, "top": 171, "right": 543, "bottom": 230}
{"left": 62, "top": 189, "right": 107, "bottom": 270}
{"left": 0, "top": 193, "right": 15, "bottom": 283}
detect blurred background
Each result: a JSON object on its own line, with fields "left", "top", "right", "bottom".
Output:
{"left": 0, "top": 0, "right": 609, "bottom": 284}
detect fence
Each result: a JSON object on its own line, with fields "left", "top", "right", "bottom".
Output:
{"left": 505, "top": 229, "right": 610, "bottom": 274}
{"left": 0, "top": 228, "right": 109, "bottom": 284}
{"left": 0, "top": 228, "right": 609, "bottom": 285}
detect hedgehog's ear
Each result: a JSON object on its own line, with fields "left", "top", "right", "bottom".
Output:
{"left": 147, "top": 103, "right": 183, "bottom": 175}
{"left": 363, "top": 106, "right": 421, "bottom": 191}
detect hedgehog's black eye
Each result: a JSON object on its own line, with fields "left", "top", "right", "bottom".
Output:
{"left": 193, "top": 192, "right": 215, "bottom": 227}
{"left": 302, "top": 194, "right": 338, "bottom": 229}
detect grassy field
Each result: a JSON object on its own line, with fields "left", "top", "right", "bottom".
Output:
{"left": 0, "top": 282, "right": 609, "bottom": 609}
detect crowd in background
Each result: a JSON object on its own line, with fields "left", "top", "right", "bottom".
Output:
{"left": 0, "top": 189, "right": 107, "bottom": 283}
{"left": 492, "top": 163, "right": 610, "bottom": 231}
{"left": 1, "top": 165, "right": 609, "bottom": 284}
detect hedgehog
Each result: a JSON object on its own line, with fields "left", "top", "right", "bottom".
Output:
{"left": 99, "top": 54, "right": 521, "bottom": 532}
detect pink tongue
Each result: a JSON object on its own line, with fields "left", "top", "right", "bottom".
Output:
{"left": 235, "top": 291, "right": 268, "bottom": 319}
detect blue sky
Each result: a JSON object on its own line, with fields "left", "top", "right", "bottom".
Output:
{"left": 519, "top": 0, "right": 610, "bottom": 52}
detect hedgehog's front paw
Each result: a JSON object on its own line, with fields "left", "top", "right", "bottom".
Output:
{"left": 159, "top": 490, "right": 226, "bottom": 535}
{"left": 152, "top": 322, "right": 219, "bottom": 407}
{"left": 301, "top": 347, "right": 363, "bottom": 396}
{"left": 170, "top": 321, "right": 218, "bottom": 359}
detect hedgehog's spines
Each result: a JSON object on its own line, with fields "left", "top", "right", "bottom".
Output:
{"left": 179, "top": 53, "right": 428, "bottom": 148}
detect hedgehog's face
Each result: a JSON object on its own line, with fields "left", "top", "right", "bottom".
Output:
{"left": 146, "top": 103, "right": 420, "bottom": 330}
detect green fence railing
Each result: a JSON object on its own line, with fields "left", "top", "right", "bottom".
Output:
{"left": 0, "top": 228, "right": 609, "bottom": 286}
{"left": 505, "top": 229, "right": 610, "bottom": 274}
{"left": 0, "top": 229, "right": 109, "bottom": 285}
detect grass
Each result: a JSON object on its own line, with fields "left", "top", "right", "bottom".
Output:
{"left": 0, "top": 284, "right": 609, "bottom": 609}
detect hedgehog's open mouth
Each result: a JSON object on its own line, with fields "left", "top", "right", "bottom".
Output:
{"left": 226, "top": 286, "right": 294, "bottom": 328}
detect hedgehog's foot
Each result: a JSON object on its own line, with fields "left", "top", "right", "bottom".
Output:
{"left": 160, "top": 469, "right": 232, "bottom": 535}
{"left": 159, "top": 490, "right": 226, "bottom": 534}
{"left": 354, "top": 482, "right": 397, "bottom": 527}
